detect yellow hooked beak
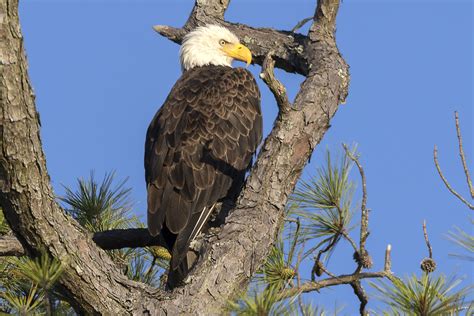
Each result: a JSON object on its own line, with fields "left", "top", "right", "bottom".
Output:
{"left": 221, "top": 43, "right": 252, "bottom": 67}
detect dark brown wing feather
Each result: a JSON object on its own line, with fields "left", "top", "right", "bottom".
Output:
{"left": 145, "top": 65, "right": 262, "bottom": 271}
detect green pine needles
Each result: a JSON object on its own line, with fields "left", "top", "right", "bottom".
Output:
{"left": 60, "top": 171, "right": 138, "bottom": 232}
{"left": 371, "top": 274, "right": 472, "bottom": 315}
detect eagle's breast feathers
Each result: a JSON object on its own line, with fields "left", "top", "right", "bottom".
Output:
{"left": 145, "top": 65, "right": 262, "bottom": 271}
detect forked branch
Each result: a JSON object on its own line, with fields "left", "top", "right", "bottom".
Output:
{"left": 433, "top": 111, "right": 473, "bottom": 210}
{"left": 260, "top": 52, "right": 292, "bottom": 113}
{"left": 434, "top": 146, "right": 474, "bottom": 210}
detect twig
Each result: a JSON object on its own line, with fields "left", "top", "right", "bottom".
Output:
{"left": 291, "top": 17, "right": 313, "bottom": 33}
{"left": 342, "top": 144, "right": 370, "bottom": 254}
{"left": 144, "top": 256, "right": 158, "bottom": 282}
{"left": 433, "top": 145, "right": 474, "bottom": 210}
{"left": 287, "top": 217, "right": 301, "bottom": 263}
{"left": 341, "top": 229, "right": 358, "bottom": 252}
{"left": 422, "top": 220, "right": 433, "bottom": 258}
{"left": 454, "top": 111, "right": 474, "bottom": 199}
{"left": 384, "top": 244, "right": 392, "bottom": 272}
{"left": 295, "top": 243, "right": 305, "bottom": 315}
{"left": 350, "top": 280, "right": 368, "bottom": 316}
{"left": 312, "top": 234, "right": 341, "bottom": 280}
{"left": 318, "top": 263, "right": 339, "bottom": 278}
{"left": 277, "top": 271, "right": 389, "bottom": 301}
{"left": 260, "top": 52, "right": 292, "bottom": 114}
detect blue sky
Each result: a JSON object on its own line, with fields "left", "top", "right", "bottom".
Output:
{"left": 20, "top": 0, "right": 472, "bottom": 313}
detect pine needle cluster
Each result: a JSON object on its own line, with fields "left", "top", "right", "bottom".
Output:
{"left": 371, "top": 274, "right": 472, "bottom": 315}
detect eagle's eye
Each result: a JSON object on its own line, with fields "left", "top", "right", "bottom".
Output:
{"left": 219, "top": 39, "right": 227, "bottom": 46}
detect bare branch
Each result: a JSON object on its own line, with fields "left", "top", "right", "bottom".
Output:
{"left": 286, "top": 217, "right": 301, "bottom": 263}
{"left": 291, "top": 17, "right": 313, "bottom": 33}
{"left": 154, "top": 22, "right": 310, "bottom": 75}
{"left": 312, "top": 234, "right": 341, "bottom": 280}
{"left": 350, "top": 280, "right": 368, "bottom": 316}
{"left": 341, "top": 229, "right": 358, "bottom": 252}
{"left": 260, "top": 52, "right": 292, "bottom": 114}
{"left": 454, "top": 111, "right": 474, "bottom": 199}
{"left": 152, "top": 25, "right": 186, "bottom": 44}
{"left": 343, "top": 145, "right": 370, "bottom": 257}
{"left": 278, "top": 271, "right": 389, "bottom": 300}
{"left": 384, "top": 244, "right": 392, "bottom": 272}
{"left": 295, "top": 242, "right": 306, "bottom": 315}
{"left": 422, "top": 220, "right": 433, "bottom": 259}
{"left": 433, "top": 146, "right": 474, "bottom": 210}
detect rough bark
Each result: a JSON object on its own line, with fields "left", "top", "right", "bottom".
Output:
{"left": 0, "top": 1, "right": 154, "bottom": 314}
{"left": 0, "top": 235, "right": 24, "bottom": 256}
{"left": 0, "top": 0, "right": 349, "bottom": 314}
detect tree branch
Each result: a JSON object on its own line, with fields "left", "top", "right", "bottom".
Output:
{"left": 278, "top": 271, "right": 389, "bottom": 300}
{"left": 350, "top": 280, "right": 368, "bottom": 316}
{"left": 153, "top": 0, "right": 311, "bottom": 76}
{"left": 384, "top": 244, "right": 392, "bottom": 272}
{"left": 0, "top": 235, "right": 25, "bottom": 256}
{"left": 279, "top": 244, "right": 393, "bottom": 302}
{"left": 260, "top": 52, "right": 292, "bottom": 113}
{"left": 433, "top": 145, "right": 474, "bottom": 210}
{"left": 0, "top": 229, "right": 173, "bottom": 257}
{"left": 343, "top": 144, "right": 370, "bottom": 254}
{"left": 454, "top": 111, "right": 474, "bottom": 199}
{"left": 423, "top": 220, "right": 433, "bottom": 259}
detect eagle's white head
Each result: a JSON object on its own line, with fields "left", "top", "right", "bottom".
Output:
{"left": 180, "top": 24, "right": 252, "bottom": 71}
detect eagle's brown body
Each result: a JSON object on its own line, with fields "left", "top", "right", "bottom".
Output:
{"left": 145, "top": 65, "right": 262, "bottom": 284}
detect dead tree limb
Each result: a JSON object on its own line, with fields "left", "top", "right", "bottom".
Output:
{"left": 434, "top": 146, "right": 474, "bottom": 210}
{"left": 454, "top": 111, "right": 474, "bottom": 199}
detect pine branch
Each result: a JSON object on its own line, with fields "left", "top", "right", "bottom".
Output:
{"left": 277, "top": 271, "right": 390, "bottom": 300}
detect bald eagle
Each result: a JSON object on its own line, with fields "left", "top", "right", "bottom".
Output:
{"left": 145, "top": 25, "right": 262, "bottom": 286}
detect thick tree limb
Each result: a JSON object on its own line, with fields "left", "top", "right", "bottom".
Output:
{"left": 153, "top": 0, "right": 310, "bottom": 76}
{"left": 0, "top": 0, "right": 349, "bottom": 314}
{"left": 0, "top": 235, "right": 24, "bottom": 256}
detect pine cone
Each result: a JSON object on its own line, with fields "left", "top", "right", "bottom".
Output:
{"left": 280, "top": 267, "right": 295, "bottom": 280}
{"left": 353, "top": 250, "right": 373, "bottom": 269}
{"left": 420, "top": 257, "right": 436, "bottom": 273}
{"left": 150, "top": 246, "right": 172, "bottom": 261}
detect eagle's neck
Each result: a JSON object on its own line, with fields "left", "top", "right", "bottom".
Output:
{"left": 180, "top": 46, "right": 233, "bottom": 72}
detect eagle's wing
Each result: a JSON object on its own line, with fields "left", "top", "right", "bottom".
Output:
{"left": 145, "top": 66, "right": 262, "bottom": 270}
